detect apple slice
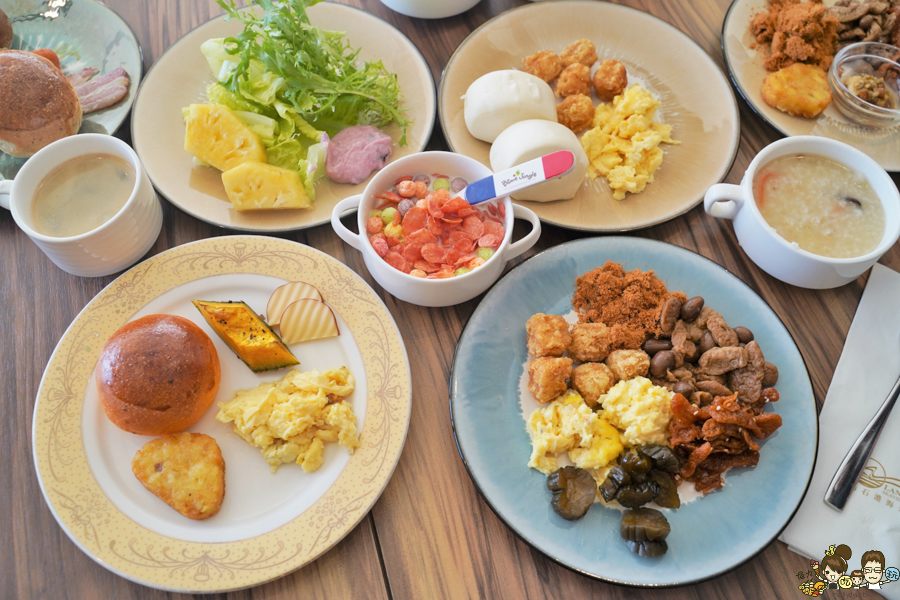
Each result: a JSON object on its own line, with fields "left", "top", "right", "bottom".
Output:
{"left": 279, "top": 299, "right": 340, "bottom": 344}
{"left": 267, "top": 281, "right": 324, "bottom": 326}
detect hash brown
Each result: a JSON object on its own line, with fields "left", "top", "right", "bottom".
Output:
{"left": 761, "top": 63, "right": 831, "bottom": 118}
{"left": 132, "top": 432, "right": 226, "bottom": 520}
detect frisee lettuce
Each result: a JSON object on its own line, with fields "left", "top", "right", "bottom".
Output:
{"left": 214, "top": 0, "right": 409, "bottom": 145}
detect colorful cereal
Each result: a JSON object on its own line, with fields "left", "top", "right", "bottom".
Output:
{"left": 368, "top": 173, "right": 502, "bottom": 278}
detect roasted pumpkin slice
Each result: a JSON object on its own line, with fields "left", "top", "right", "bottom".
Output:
{"left": 192, "top": 300, "right": 299, "bottom": 372}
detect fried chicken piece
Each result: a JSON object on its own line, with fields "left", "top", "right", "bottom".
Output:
{"left": 132, "top": 433, "right": 226, "bottom": 520}
{"left": 560, "top": 38, "right": 598, "bottom": 68}
{"left": 526, "top": 313, "right": 572, "bottom": 357}
{"left": 556, "top": 93, "right": 595, "bottom": 133}
{"left": 592, "top": 59, "right": 628, "bottom": 101}
{"left": 555, "top": 63, "right": 591, "bottom": 98}
{"left": 568, "top": 322, "right": 611, "bottom": 362}
{"left": 604, "top": 349, "right": 650, "bottom": 381}
{"left": 528, "top": 357, "right": 573, "bottom": 403}
{"left": 571, "top": 362, "right": 615, "bottom": 406}
{"left": 523, "top": 50, "right": 564, "bottom": 83}
{"left": 761, "top": 63, "right": 831, "bottom": 118}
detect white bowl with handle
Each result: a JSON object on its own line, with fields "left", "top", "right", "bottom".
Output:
{"left": 704, "top": 136, "right": 900, "bottom": 289}
{"left": 331, "top": 151, "right": 541, "bottom": 306}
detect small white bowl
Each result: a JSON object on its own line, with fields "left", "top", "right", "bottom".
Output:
{"left": 378, "top": 0, "right": 480, "bottom": 19}
{"left": 704, "top": 136, "right": 900, "bottom": 289}
{"left": 331, "top": 151, "right": 541, "bottom": 306}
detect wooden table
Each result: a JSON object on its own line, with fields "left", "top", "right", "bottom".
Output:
{"left": 2, "top": 0, "right": 897, "bottom": 598}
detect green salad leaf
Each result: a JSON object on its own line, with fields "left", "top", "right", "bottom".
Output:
{"left": 214, "top": 0, "right": 409, "bottom": 145}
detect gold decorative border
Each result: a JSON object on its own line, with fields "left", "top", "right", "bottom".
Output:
{"left": 32, "top": 236, "right": 411, "bottom": 592}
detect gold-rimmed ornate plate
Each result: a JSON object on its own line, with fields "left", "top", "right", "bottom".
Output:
{"left": 131, "top": 3, "right": 436, "bottom": 232}
{"left": 0, "top": 0, "right": 143, "bottom": 180}
{"left": 438, "top": 1, "right": 740, "bottom": 232}
{"left": 32, "top": 236, "right": 411, "bottom": 592}
{"left": 722, "top": 0, "right": 900, "bottom": 171}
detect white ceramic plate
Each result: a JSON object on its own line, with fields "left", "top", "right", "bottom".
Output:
{"left": 131, "top": 3, "right": 436, "bottom": 232}
{"left": 439, "top": 1, "right": 741, "bottom": 231}
{"left": 0, "top": 0, "right": 142, "bottom": 179}
{"left": 722, "top": 0, "right": 900, "bottom": 171}
{"left": 32, "top": 236, "right": 411, "bottom": 592}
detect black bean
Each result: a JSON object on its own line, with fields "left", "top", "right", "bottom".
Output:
{"left": 649, "top": 350, "right": 675, "bottom": 378}
{"left": 672, "top": 381, "right": 694, "bottom": 397}
{"left": 642, "top": 338, "right": 673, "bottom": 356}
{"left": 680, "top": 296, "right": 704, "bottom": 321}
{"left": 734, "top": 326, "right": 754, "bottom": 344}
{"left": 699, "top": 331, "right": 718, "bottom": 354}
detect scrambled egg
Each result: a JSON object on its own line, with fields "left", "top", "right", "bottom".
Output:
{"left": 599, "top": 376, "right": 673, "bottom": 446}
{"left": 527, "top": 389, "right": 623, "bottom": 475}
{"left": 216, "top": 366, "right": 359, "bottom": 473}
{"left": 580, "top": 84, "right": 679, "bottom": 200}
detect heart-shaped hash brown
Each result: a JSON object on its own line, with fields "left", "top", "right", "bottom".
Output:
{"left": 132, "top": 433, "right": 225, "bottom": 520}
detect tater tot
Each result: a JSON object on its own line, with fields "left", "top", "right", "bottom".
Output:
{"left": 556, "top": 94, "right": 595, "bottom": 133}
{"left": 560, "top": 39, "right": 598, "bottom": 68}
{"left": 592, "top": 59, "right": 628, "bottom": 102}
{"left": 523, "top": 50, "right": 563, "bottom": 83}
{"left": 555, "top": 63, "right": 591, "bottom": 98}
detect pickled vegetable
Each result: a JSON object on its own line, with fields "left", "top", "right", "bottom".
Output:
{"left": 547, "top": 466, "right": 596, "bottom": 520}
{"left": 615, "top": 481, "right": 659, "bottom": 508}
{"left": 620, "top": 508, "right": 671, "bottom": 542}
{"left": 637, "top": 445, "right": 680, "bottom": 473}
{"left": 650, "top": 470, "right": 680, "bottom": 509}
{"left": 621, "top": 508, "right": 670, "bottom": 557}
{"left": 620, "top": 452, "right": 652, "bottom": 478}
{"left": 599, "top": 465, "right": 630, "bottom": 502}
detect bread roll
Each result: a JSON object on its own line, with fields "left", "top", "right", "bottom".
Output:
{"left": 0, "top": 50, "right": 82, "bottom": 157}
{"left": 0, "top": 9, "right": 12, "bottom": 49}
{"left": 96, "top": 314, "right": 221, "bottom": 435}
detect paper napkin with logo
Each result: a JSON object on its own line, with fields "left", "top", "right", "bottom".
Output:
{"left": 781, "top": 263, "right": 900, "bottom": 598}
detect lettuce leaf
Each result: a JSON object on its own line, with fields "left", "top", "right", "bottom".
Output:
{"left": 215, "top": 0, "right": 409, "bottom": 144}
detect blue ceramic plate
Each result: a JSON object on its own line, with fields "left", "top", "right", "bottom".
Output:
{"left": 0, "top": 0, "right": 142, "bottom": 179}
{"left": 450, "top": 237, "right": 818, "bottom": 586}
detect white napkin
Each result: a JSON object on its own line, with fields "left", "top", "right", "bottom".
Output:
{"left": 780, "top": 263, "right": 900, "bottom": 598}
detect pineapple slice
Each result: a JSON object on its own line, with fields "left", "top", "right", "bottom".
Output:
{"left": 184, "top": 104, "right": 267, "bottom": 172}
{"left": 222, "top": 162, "right": 312, "bottom": 211}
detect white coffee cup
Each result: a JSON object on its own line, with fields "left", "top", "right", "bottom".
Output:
{"left": 0, "top": 134, "right": 162, "bottom": 277}
{"left": 704, "top": 136, "right": 900, "bottom": 289}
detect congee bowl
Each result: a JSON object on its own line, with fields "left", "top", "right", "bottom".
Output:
{"left": 828, "top": 42, "right": 900, "bottom": 128}
{"left": 704, "top": 136, "right": 900, "bottom": 289}
{"left": 331, "top": 151, "right": 541, "bottom": 307}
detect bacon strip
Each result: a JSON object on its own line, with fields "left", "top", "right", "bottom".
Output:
{"left": 66, "top": 67, "right": 99, "bottom": 88}
{"left": 74, "top": 67, "right": 131, "bottom": 114}
{"left": 80, "top": 84, "right": 129, "bottom": 114}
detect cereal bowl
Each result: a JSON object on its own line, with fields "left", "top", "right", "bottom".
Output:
{"left": 704, "top": 136, "right": 900, "bottom": 289}
{"left": 331, "top": 151, "right": 541, "bottom": 307}
{"left": 828, "top": 42, "right": 900, "bottom": 128}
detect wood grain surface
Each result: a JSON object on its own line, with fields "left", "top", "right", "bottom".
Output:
{"left": 1, "top": 0, "right": 897, "bottom": 598}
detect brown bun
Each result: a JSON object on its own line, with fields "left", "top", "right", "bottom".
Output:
{"left": 0, "top": 49, "right": 82, "bottom": 157}
{"left": 96, "top": 314, "right": 221, "bottom": 435}
{"left": 0, "top": 9, "right": 12, "bottom": 49}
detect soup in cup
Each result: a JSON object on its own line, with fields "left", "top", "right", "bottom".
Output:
{"left": 703, "top": 136, "right": 900, "bottom": 289}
